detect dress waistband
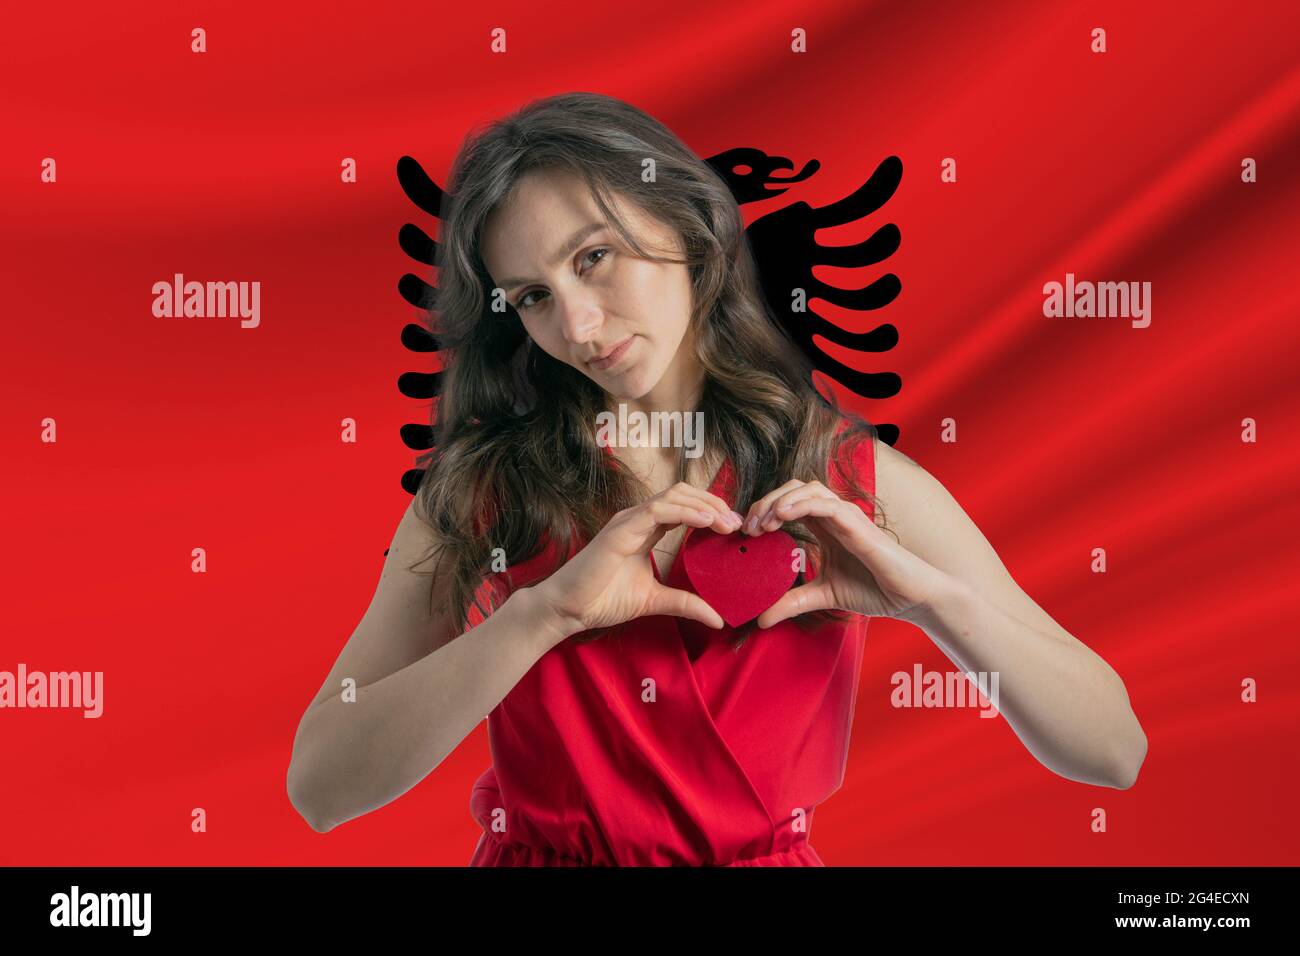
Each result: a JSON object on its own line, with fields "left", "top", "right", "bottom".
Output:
{"left": 470, "top": 831, "right": 824, "bottom": 867}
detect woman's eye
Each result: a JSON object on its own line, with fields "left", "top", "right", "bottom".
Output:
{"left": 515, "top": 248, "right": 609, "bottom": 312}
{"left": 517, "top": 290, "right": 544, "bottom": 311}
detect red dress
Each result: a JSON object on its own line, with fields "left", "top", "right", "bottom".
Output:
{"left": 466, "top": 423, "right": 876, "bottom": 866}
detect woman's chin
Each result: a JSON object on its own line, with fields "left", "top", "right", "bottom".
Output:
{"left": 595, "top": 368, "right": 653, "bottom": 400}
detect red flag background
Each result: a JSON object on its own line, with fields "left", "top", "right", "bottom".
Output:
{"left": 2, "top": 1, "right": 1297, "bottom": 866}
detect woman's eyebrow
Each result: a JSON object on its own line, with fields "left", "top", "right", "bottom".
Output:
{"left": 497, "top": 222, "right": 607, "bottom": 290}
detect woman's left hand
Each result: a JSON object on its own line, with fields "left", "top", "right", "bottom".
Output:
{"left": 742, "top": 479, "right": 953, "bottom": 627}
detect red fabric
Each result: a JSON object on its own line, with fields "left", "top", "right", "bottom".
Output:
{"left": 5, "top": 1, "right": 1295, "bottom": 869}
{"left": 681, "top": 526, "right": 800, "bottom": 629}
{"left": 468, "top": 422, "right": 874, "bottom": 865}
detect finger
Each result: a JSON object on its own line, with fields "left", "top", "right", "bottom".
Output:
{"left": 762, "top": 483, "right": 838, "bottom": 531}
{"left": 743, "top": 479, "right": 806, "bottom": 535}
{"left": 752, "top": 482, "right": 834, "bottom": 534}
{"left": 625, "top": 500, "right": 721, "bottom": 551}
{"left": 762, "top": 496, "right": 877, "bottom": 557}
{"left": 755, "top": 579, "right": 835, "bottom": 628}
{"left": 657, "top": 487, "right": 743, "bottom": 533}
{"left": 654, "top": 489, "right": 738, "bottom": 535}
{"left": 665, "top": 481, "right": 735, "bottom": 518}
{"left": 650, "top": 584, "right": 725, "bottom": 629}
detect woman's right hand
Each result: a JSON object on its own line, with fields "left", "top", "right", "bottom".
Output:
{"left": 530, "top": 482, "right": 745, "bottom": 640}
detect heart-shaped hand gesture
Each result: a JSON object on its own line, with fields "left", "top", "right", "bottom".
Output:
{"left": 742, "top": 479, "right": 952, "bottom": 627}
{"left": 530, "top": 481, "right": 738, "bottom": 638}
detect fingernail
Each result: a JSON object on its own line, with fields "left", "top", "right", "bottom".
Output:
{"left": 743, "top": 515, "right": 758, "bottom": 534}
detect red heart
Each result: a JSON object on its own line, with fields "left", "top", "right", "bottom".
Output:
{"left": 681, "top": 527, "right": 800, "bottom": 628}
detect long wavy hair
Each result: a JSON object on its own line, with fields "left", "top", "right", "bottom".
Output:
{"left": 409, "top": 91, "right": 891, "bottom": 648}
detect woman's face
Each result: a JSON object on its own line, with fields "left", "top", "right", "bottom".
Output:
{"left": 480, "top": 167, "right": 698, "bottom": 404}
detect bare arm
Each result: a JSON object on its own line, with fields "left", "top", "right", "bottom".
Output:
{"left": 285, "top": 499, "right": 570, "bottom": 833}
{"left": 749, "top": 437, "right": 1147, "bottom": 789}
{"left": 873, "top": 438, "right": 1148, "bottom": 788}
{"left": 286, "top": 478, "right": 738, "bottom": 833}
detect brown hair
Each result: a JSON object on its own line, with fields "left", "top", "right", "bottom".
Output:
{"left": 409, "top": 91, "right": 891, "bottom": 647}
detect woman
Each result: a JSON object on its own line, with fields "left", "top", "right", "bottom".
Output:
{"left": 286, "top": 92, "right": 1148, "bottom": 866}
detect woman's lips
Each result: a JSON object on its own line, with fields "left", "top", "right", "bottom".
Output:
{"left": 588, "top": 335, "right": 635, "bottom": 370}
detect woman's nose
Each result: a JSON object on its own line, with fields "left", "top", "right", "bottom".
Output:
{"left": 557, "top": 296, "right": 602, "bottom": 346}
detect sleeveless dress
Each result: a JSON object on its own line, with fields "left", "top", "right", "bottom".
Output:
{"left": 465, "top": 422, "right": 876, "bottom": 866}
